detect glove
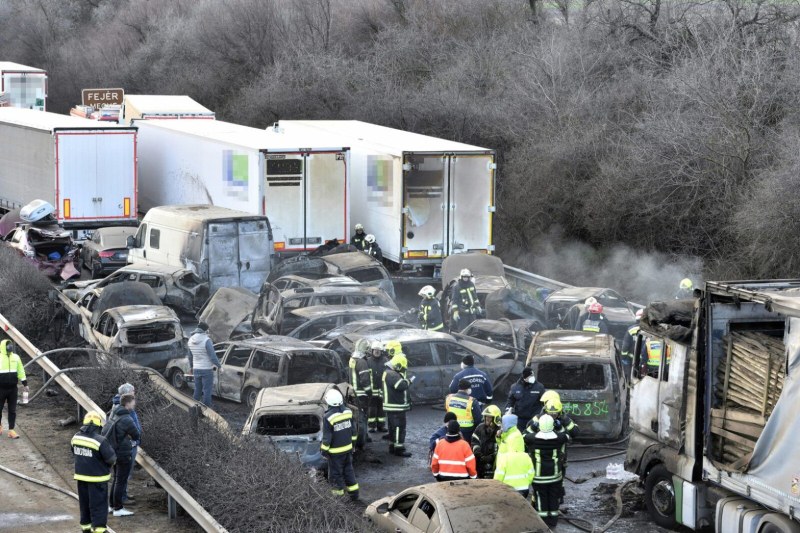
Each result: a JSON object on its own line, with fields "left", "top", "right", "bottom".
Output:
{"left": 472, "top": 445, "right": 482, "bottom": 457}
{"left": 554, "top": 418, "right": 563, "bottom": 430}
{"left": 453, "top": 310, "right": 460, "bottom": 321}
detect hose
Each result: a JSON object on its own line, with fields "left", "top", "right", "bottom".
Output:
{"left": 568, "top": 450, "right": 627, "bottom": 462}
{"left": 0, "top": 462, "right": 118, "bottom": 533}
{"left": 560, "top": 478, "right": 637, "bottom": 532}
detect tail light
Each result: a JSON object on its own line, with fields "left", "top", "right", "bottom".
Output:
{"left": 99, "top": 251, "right": 115, "bottom": 258}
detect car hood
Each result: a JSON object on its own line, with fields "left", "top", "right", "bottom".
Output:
{"left": 198, "top": 287, "right": 258, "bottom": 343}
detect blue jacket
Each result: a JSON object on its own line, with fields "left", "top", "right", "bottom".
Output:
{"left": 111, "top": 394, "right": 142, "bottom": 447}
{"left": 448, "top": 366, "right": 493, "bottom": 402}
{"left": 504, "top": 379, "right": 545, "bottom": 420}
{"left": 429, "top": 425, "right": 448, "bottom": 452}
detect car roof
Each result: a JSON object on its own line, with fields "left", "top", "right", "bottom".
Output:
{"left": 226, "top": 335, "right": 330, "bottom": 352}
{"left": 253, "top": 382, "right": 332, "bottom": 409}
{"left": 530, "top": 330, "right": 616, "bottom": 360}
{"left": 409, "top": 479, "right": 529, "bottom": 508}
{"left": 348, "top": 328, "right": 454, "bottom": 343}
{"left": 272, "top": 274, "right": 359, "bottom": 286}
{"left": 280, "top": 285, "right": 384, "bottom": 297}
{"left": 546, "top": 287, "right": 606, "bottom": 301}
{"left": 320, "top": 252, "right": 382, "bottom": 271}
{"left": 289, "top": 305, "right": 400, "bottom": 319}
{"left": 107, "top": 305, "right": 179, "bottom": 324}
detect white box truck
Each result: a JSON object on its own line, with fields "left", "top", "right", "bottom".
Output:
{"left": 120, "top": 94, "right": 215, "bottom": 125}
{"left": 277, "top": 120, "right": 496, "bottom": 278}
{"left": 0, "top": 108, "right": 138, "bottom": 237}
{"left": 0, "top": 62, "right": 47, "bottom": 110}
{"left": 136, "top": 119, "right": 349, "bottom": 255}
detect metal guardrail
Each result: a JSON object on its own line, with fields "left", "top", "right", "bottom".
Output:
{"left": 0, "top": 314, "right": 228, "bottom": 533}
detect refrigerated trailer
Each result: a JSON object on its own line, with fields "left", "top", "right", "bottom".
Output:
{"left": 136, "top": 119, "right": 349, "bottom": 255}
{"left": 0, "top": 62, "right": 47, "bottom": 111}
{"left": 121, "top": 94, "right": 215, "bottom": 125}
{"left": 0, "top": 108, "right": 137, "bottom": 236}
{"left": 277, "top": 120, "right": 496, "bottom": 278}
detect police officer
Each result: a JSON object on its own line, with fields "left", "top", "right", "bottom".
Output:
{"left": 450, "top": 268, "right": 481, "bottom": 332}
{"left": 621, "top": 309, "right": 644, "bottom": 379}
{"left": 363, "top": 234, "right": 383, "bottom": 261}
{"left": 448, "top": 354, "right": 492, "bottom": 402}
{"left": 445, "top": 379, "right": 482, "bottom": 442}
{"left": 642, "top": 337, "right": 669, "bottom": 378}
{"left": 579, "top": 302, "right": 610, "bottom": 334}
{"left": 72, "top": 411, "right": 116, "bottom": 533}
{"left": 505, "top": 367, "right": 545, "bottom": 432}
{"left": 352, "top": 223, "right": 367, "bottom": 250}
{"left": 382, "top": 344, "right": 413, "bottom": 457}
{"left": 348, "top": 339, "right": 373, "bottom": 443}
{"left": 367, "top": 341, "right": 387, "bottom": 433}
{"left": 418, "top": 285, "right": 444, "bottom": 331}
{"left": 0, "top": 340, "right": 27, "bottom": 439}
{"left": 320, "top": 388, "right": 360, "bottom": 501}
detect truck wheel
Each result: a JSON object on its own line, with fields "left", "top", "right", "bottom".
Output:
{"left": 244, "top": 387, "right": 259, "bottom": 409}
{"left": 644, "top": 464, "right": 678, "bottom": 529}
{"left": 170, "top": 369, "right": 186, "bottom": 390}
{"left": 760, "top": 514, "right": 800, "bottom": 533}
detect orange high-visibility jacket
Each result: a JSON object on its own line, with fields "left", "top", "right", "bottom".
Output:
{"left": 431, "top": 438, "right": 477, "bottom": 479}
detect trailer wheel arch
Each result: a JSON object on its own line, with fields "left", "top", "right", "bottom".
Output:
{"left": 759, "top": 514, "right": 800, "bottom": 533}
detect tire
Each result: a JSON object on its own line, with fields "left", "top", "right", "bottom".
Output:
{"left": 170, "top": 369, "right": 186, "bottom": 390}
{"left": 90, "top": 259, "right": 101, "bottom": 279}
{"left": 644, "top": 464, "right": 678, "bottom": 529}
{"left": 244, "top": 387, "right": 259, "bottom": 409}
{"left": 760, "top": 514, "right": 800, "bottom": 533}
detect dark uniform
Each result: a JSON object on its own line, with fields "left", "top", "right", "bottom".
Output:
{"left": 526, "top": 408, "right": 578, "bottom": 503}
{"left": 471, "top": 422, "right": 500, "bottom": 478}
{"left": 321, "top": 405, "right": 359, "bottom": 500}
{"left": 505, "top": 375, "right": 546, "bottom": 432}
{"left": 349, "top": 354, "right": 372, "bottom": 435}
{"left": 72, "top": 419, "right": 116, "bottom": 533}
{"left": 367, "top": 353, "right": 388, "bottom": 431}
{"left": 450, "top": 279, "right": 481, "bottom": 332}
{"left": 448, "top": 363, "right": 493, "bottom": 402}
{"left": 352, "top": 230, "right": 366, "bottom": 250}
{"left": 579, "top": 313, "right": 610, "bottom": 334}
{"left": 620, "top": 324, "right": 639, "bottom": 379}
{"left": 524, "top": 431, "right": 569, "bottom": 528}
{"left": 382, "top": 366, "right": 411, "bottom": 456}
{"left": 418, "top": 297, "right": 444, "bottom": 331}
{"left": 364, "top": 241, "right": 383, "bottom": 261}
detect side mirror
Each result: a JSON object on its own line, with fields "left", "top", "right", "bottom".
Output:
{"left": 376, "top": 502, "right": 390, "bottom": 514}
{"left": 126, "top": 235, "right": 136, "bottom": 249}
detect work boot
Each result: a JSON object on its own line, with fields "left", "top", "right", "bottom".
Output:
{"left": 368, "top": 425, "right": 376, "bottom": 433}
{"left": 388, "top": 444, "right": 395, "bottom": 454}
{"left": 7, "top": 429, "right": 19, "bottom": 439}
{"left": 377, "top": 425, "right": 387, "bottom": 432}
{"left": 394, "top": 448, "right": 412, "bottom": 458}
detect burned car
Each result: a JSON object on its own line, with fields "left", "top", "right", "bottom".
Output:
{"left": 544, "top": 287, "right": 636, "bottom": 333}
{"left": 196, "top": 286, "right": 258, "bottom": 342}
{"left": 267, "top": 274, "right": 360, "bottom": 292}
{"left": 457, "top": 318, "right": 544, "bottom": 353}
{"left": 252, "top": 282, "right": 398, "bottom": 335}
{"left": 441, "top": 253, "right": 509, "bottom": 307}
{"left": 242, "top": 382, "right": 366, "bottom": 469}
{"left": 256, "top": 305, "right": 403, "bottom": 341}
{"left": 63, "top": 264, "right": 208, "bottom": 316}
{"left": 81, "top": 226, "right": 137, "bottom": 278}
{"left": 525, "top": 329, "right": 628, "bottom": 440}
{"left": 326, "top": 329, "right": 522, "bottom": 403}
{"left": 365, "top": 479, "right": 548, "bottom": 533}
{"left": 310, "top": 319, "right": 416, "bottom": 344}
{"left": 0, "top": 208, "right": 80, "bottom": 280}
{"left": 166, "top": 336, "right": 347, "bottom": 408}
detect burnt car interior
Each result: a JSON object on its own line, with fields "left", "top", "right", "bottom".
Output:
{"left": 286, "top": 352, "right": 341, "bottom": 385}
{"left": 126, "top": 323, "right": 176, "bottom": 344}
{"left": 255, "top": 414, "right": 321, "bottom": 436}
{"left": 8, "top": 226, "right": 72, "bottom": 258}
{"left": 537, "top": 362, "right": 606, "bottom": 390}
{"left": 347, "top": 267, "right": 385, "bottom": 283}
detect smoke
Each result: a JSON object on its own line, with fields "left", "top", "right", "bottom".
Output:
{"left": 504, "top": 230, "right": 704, "bottom": 306}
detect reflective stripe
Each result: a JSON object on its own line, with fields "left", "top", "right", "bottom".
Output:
{"left": 438, "top": 459, "right": 467, "bottom": 466}
{"left": 331, "top": 489, "right": 345, "bottom": 496}
{"left": 74, "top": 473, "right": 111, "bottom": 482}
{"left": 445, "top": 394, "right": 475, "bottom": 428}
{"left": 429, "top": 323, "right": 444, "bottom": 331}
{"left": 438, "top": 472, "right": 470, "bottom": 477}
{"left": 321, "top": 443, "right": 353, "bottom": 454}
{"left": 327, "top": 412, "right": 353, "bottom": 424}
{"left": 71, "top": 436, "right": 101, "bottom": 451}
{"left": 347, "top": 484, "right": 359, "bottom": 492}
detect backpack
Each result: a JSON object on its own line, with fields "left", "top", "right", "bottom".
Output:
{"left": 101, "top": 409, "right": 121, "bottom": 449}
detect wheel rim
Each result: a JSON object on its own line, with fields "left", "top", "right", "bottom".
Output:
{"left": 172, "top": 371, "right": 185, "bottom": 388}
{"left": 247, "top": 389, "right": 258, "bottom": 407}
{"left": 652, "top": 479, "right": 675, "bottom": 516}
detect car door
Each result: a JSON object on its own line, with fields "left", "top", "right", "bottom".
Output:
{"left": 216, "top": 345, "right": 254, "bottom": 402}
{"left": 247, "top": 349, "right": 281, "bottom": 390}
{"left": 292, "top": 316, "right": 341, "bottom": 340}
{"left": 402, "top": 341, "right": 442, "bottom": 403}
{"left": 376, "top": 492, "right": 423, "bottom": 533}
{"left": 136, "top": 273, "right": 168, "bottom": 302}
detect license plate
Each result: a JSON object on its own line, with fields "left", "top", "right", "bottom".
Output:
{"left": 116, "top": 253, "right": 128, "bottom": 260}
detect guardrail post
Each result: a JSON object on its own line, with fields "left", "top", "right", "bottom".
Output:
{"left": 168, "top": 494, "right": 179, "bottom": 519}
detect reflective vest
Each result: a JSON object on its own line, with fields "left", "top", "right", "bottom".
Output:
{"left": 646, "top": 340, "right": 664, "bottom": 367}
{"left": 0, "top": 340, "right": 26, "bottom": 387}
{"left": 498, "top": 426, "right": 525, "bottom": 454}
{"left": 419, "top": 298, "right": 444, "bottom": 331}
{"left": 582, "top": 319, "right": 601, "bottom": 332}
{"left": 321, "top": 406, "right": 357, "bottom": 455}
{"left": 494, "top": 451, "right": 535, "bottom": 491}
{"left": 431, "top": 438, "right": 477, "bottom": 479}
{"left": 71, "top": 428, "right": 115, "bottom": 483}
{"left": 445, "top": 393, "right": 476, "bottom": 429}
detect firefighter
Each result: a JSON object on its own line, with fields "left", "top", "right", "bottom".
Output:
{"left": 363, "top": 234, "right": 383, "bottom": 261}
{"left": 621, "top": 309, "right": 644, "bottom": 379}
{"left": 471, "top": 405, "right": 502, "bottom": 478}
{"left": 418, "top": 285, "right": 444, "bottom": 331}
{"left": 352, "top": 223, "right": 367, "bottom": 250}
{"left": 431, "top": 420, "right": 477, "bottom": 481}
{"left": 450, "top": 268, "right": 481, "bottom": 332}
{"left": 72, "top": 411, "right": 116, "bottom": 533}
{"left": 642, "top": 337, "right": 669, "bottom": 378}
{"left": 382, "top": 344, "right": 413, "bottom": 457}
{"left": 445, "top": 379, "right": 482, "bottom": 442}
{"left": 675, "top": 278, "right": 694, "bottom": 299}
{"left": 367, "top": 341, "right": 387, "bottom": 433}
{"left": 448, "top": 354, "right": 493, "bottom": 402}
{"left": 320, "top": 388, "right": 360, "bottom": 501}
{"left": 348, "top": 339, "right": 373, "bottom": 443}
{"left": 526, "top": 393, "right": 577, "bottom": 441}
{"left": 505, "top": 367, "right": 545, "bottom": 432}
{"left": 579, "top": 302, "right": 610, "bottom": 334}
{"left": 0, "top": 340, "right": 27, "bottom": 439}
{"left": 494, "top": 448, "right": 534, "bottom": 499}
{"left": 524, "top": 414, "right": 570, "bottom": 528}
{"left": 497, "top": 413, "right": 525, "bottom": 454}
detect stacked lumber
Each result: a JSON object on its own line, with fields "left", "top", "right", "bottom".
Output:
{"left": 711, "top": 331, "right": 786, "bottom": 467}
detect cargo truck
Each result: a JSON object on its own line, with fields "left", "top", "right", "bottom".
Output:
{"left": 277, "top": 120, "right": 496, "bottom": 279}
{"left": 0, "top": 62, "right": 47, "bottom": 110}
{"left": 136, "top": 119, "right": 349, "bottom": 255}
{"left": 120, "top": 94, "right": 215, "bottom": 125}
{"left": 626, "top": 281, "right": 800, "bottom": 533}
{"left": 0, "top": 108, "right": 138, "bottom": 238}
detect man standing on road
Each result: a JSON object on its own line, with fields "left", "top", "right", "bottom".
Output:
{"left": 505, "top": 367, "right": 545, "bottom": 432}
{"left": 431, "top": 420, "right": 477, "bottom": 482}
{"left": 348, "top": 340, "right": 373, "bottom": 443}
{"left": 320, "top": 388, "right": 360, "bottom": 501}
{"left": 187, "top": 322, "right": 221, "bottom": 407}
{"left": 417, "top": 285, "right": 444, "bottom": 331}
{"left": 103, "top": 394, "right": 140, "bottom": 517}
{"left": 524, "top": 414, "right": 569, "bottom": 528}
{"left": 429, "top": 412, "right": 458, "bottom": 458}
{"left": 382, "top": 347, "right": 413, "bottom": 457}
{"left": 352, "top": 223, "right": 367, "bottom": 251}
{"left": 471, "top": 405, "right": 501, "bottom": 478}
{"left": 367, "top": 341, "right": 388, "bottom": 433}
{"left": 448, "top": 354, "right": 492, "bottom": 402}
{"left": 445, "top": 379, "right": 482, "bottom": 443}
{"left": 110, "top": 383, "right": 141, "bottom": 506}
{"left": 450, "top": 269, "right": 481, "bottom": 332}
{"left": 0, "top": 340, "right": 27, "bottom": 439}
{"left": 72, "top": 411, "right": 116, "bottom": 533}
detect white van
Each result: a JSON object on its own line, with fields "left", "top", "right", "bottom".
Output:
{"left": 127, "top": 205, "right": 274, "bottom": 294}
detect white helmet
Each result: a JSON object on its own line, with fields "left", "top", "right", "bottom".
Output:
{"left": 324, "top": 388, "right": 344, "bottom": 407}
{"left": 585, "top": 297, "right": 598, "bottom": 306}
{"left": 365, "top": 234, "right": 376, "bottom": 244}
{"left": 355, "top": 223, "right": 364, "bottom": 231}
{"left": 460, "top": 268, "right": 472, "bottom": 278}
{"left": 353, "top": 338, "right": 370, "bottom": 358}
{"left": 418, "top": 285, "right": 436, "bottom": 298}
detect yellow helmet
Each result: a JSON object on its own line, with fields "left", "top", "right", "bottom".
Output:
{"left": 481, "top": 405, "right": 502, "bottom": 424}
{"left": 82, "top": 411, "right": 103, "bottom": 427}
{"left": 390, "top": 354, "right": 408, "bottom": 370}
{"left": 385, "top": 340, "right": 403, "bottom": 357}
{"left": 545, "top": 399, "right": 563, "bottom": 415}
{"left": 680, "top": 278, "right": 693, "bottom": 290}
{"left": 541, "top": 390, "right": 561, "bottom": 405}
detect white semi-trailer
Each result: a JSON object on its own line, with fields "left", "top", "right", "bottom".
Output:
{"left": 0, "top": 108, "right": 138, "bottom": 237}
{"left": 0, "top": 62, "right": 47, "bottom": 110}
{"left": 120, "top": 94, "right": 215, "bottom": 125}
{"left": 277, "top": 120, "right": 496, "bottom": 278}
{"left": 136, "top": 119, "right": 349, "bottom": 255}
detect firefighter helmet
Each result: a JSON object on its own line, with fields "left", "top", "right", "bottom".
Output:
{"left": 481, "top": 404, "right": 502, "bottom": 425}
{"left": 324, "top": 388, "right": 344, "bottom": 407}
{"left": 588, "top": 302, "right": 604, "bottom": 314}
{"left": 82, "top": 411, "right": 104, "bottom": 427}
{"left": 418, "top": 285, "right": 436, "bottom": 298}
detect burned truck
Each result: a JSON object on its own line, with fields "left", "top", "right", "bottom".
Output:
{"left": 626, "top": 281, "right": 800, "bottom": 532}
